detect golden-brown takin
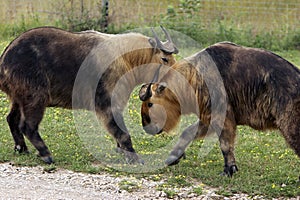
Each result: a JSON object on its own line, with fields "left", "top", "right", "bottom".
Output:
{"left": 139, "top": 42, "right": 300, "bottom": 176}
{"left": 0, "top": 26, "right": 178, "bottom": 164}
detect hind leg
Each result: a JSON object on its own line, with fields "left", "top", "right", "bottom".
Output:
{"left": 278, "top": 114, "right": 300, "bottom": 160}
{"left": 218, "top": 116, "right": 238, "bottom": 177}
{"left": 284, "top": 128, "right": 300, "bottom": 158}
{"left": 6, "top": 102, "right": 28, "bottom": 153}
{"left": 20, "top": 102, "right": 53, "bottom": 164}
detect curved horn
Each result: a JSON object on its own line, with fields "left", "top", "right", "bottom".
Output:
{"left": 151, "top": 64, "right": 163, "bottom": 82}
{"left": 151, "top": 27, "right": 163, "bottom": 48}
{"left": 151, "top": 26, "right": 178, "bottom": 54}
{"left": 139, "top": 83, "right": 152, "bottom": 101}
{"left": 160, "top": 25, "right": 174, "bottom": 45}
{"left": 139, "top": 64, "right": 163, "bottom": 101}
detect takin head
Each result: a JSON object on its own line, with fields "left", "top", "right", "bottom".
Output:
{"left": 139, "top": 82, "right": 181, "bottom": 135}
{"left": 147, "top": 26, "right": 178, "bottom": 66}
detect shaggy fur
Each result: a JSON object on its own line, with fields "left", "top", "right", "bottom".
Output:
{"left": 0, "top": 27, "right": 177, "bottom": 164}
{"left": 140, "top": 42, "right": 300, "bottom": 176}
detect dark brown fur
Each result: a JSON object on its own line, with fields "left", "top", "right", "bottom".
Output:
{"left": 140, "top": 42, "right": 300, "bottom": 176}
{"left": 0, "top": 27, "right": 176, "bottom": 164}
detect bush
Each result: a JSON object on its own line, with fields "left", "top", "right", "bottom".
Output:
{"left": 51, "top": 0, "right": 106, "bottom": 32}
{"left": 0, "top": 14, "right": 43, "bottom": 40}
{"left": 157, "top": 0, "right": 300, "bottom": 51}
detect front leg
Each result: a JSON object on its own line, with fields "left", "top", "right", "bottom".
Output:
{"left": 99, "top": 109, "right": 144, "bottom": 164}
{"left": 166, "top": 120, "right": 208, "bottom": 166}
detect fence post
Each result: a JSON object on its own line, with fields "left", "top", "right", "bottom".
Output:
{"left": 101, "top": 0, "right": 109, "bottom": 32}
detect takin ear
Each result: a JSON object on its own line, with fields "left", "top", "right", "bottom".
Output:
{"left": 139, "top": 83, "right": 152, "bottom": 101}
{"left": 155, "top": 82, "right": 167, "bottom": 95}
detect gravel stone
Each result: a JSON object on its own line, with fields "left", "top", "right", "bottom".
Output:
{"left": 0, "top": 163, "right": 299, "bottom": 199}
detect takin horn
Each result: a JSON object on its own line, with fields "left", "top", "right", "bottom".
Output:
{"left": 139, "top": 83, "right": 152, "bottom": 101}
{"left": 151, "top": 26, "right": 178, "bottom": 54}
{"left": 139, "top": 64, "right": 163, "bottom": 101}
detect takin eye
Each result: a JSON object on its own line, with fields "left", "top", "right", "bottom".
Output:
{"left": 161, "top": 57, "right": 168, "bottom": 63}
{"left": 148, "top": 102, "right": 153, "bottom": 107}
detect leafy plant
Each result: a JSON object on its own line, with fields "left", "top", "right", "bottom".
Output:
{"left": 50, "top": 0, "right": 105, "bottom": 32}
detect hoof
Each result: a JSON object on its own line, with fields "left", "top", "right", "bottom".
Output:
{"left": 221, "top": 165, "right": 238, "bottom": 177}
{"left": 41, "top": 156, "right": 54, "bottom": 164}
{"left": 38, "top": 153, "right": 54, "bottom": 164}
{"left": 116, "top": 148, "right": 144, "bottom": 165}
{"left": 165, "top": 153, "right": 186, "bottom": 166}
{"left": 124, "top": 152, "right": 144, "bottom": 165}
{"left": 14, "top": 145, "right": 29, "bottom": 154}
{"left": 115, "top": 147, "right": 123, "bottom": 154}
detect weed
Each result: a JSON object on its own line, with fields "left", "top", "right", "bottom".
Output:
{"left": 119, "top": 180, "right": 140, "bottom": 193}
{"left": 43, "top": 164, "right": 57, "bottom": 173}
{"left": 163, "top": 189, "right": 177, "bottom": 198}
{"left": 193, "top": 186, "right": 203, "bottom": 195}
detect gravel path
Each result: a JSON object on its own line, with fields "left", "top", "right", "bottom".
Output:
{"left": 0, "top": 163, "right": 216, "bottom": 200}
{"left": 0, "top": 162, "right": 298, "bottom": 200}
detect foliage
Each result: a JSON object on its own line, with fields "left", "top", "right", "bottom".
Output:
{"left": 0, "top": 14, "right": 44, "bottom": 40}
{"left": 51, "top": 0, "right": 105, "bottom": 32}
{"left": 0, "top": 0, "right": 299, "bottom": 50}
{"left": 158, "top": 0, "right": 300, "bottom": 51}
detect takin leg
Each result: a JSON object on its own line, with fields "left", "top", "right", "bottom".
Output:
{"left": 20, "top": 101, "right": 53, "bottom": 164}
{"left": 7, "top": 102, "right": 28, "bottom": 153}
{"left": 97, "top": 109, "right": 144, "bottom": 164}
{"left": 165, "top": 120, "right": 209, "bottom": 166}
{"left": 278, "top": 112, "right": 300, "bottom": 160}
{"left": 219, "top": 117, "right": 238, "bottom": 177}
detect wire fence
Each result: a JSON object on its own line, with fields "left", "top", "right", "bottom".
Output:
{"left": 0, "top": 0, "right": 299, "bottom": 32}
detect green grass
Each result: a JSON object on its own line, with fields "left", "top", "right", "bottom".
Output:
{"left": 1, "top": 41, "right": 300, "bottom": 198}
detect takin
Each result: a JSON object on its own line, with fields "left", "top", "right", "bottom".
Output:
{"left": 0, "top": 26, "right": 178, "bottom": 164}
{"left": 139, "top": 42, "right": 300, "bottom": 176}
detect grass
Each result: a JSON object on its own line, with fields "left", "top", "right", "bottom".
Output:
{"left": 0, "top": 39, "right": 300, "bottom": 198}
